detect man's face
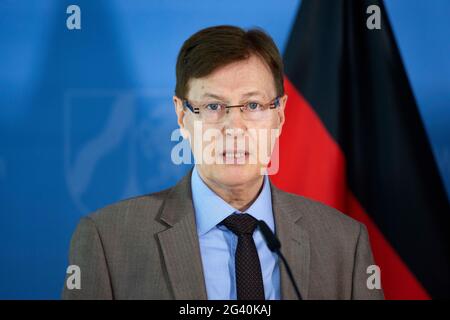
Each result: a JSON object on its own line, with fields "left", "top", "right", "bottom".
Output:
{"left": 174, "top": 54, "right": 287, "bottom": 188}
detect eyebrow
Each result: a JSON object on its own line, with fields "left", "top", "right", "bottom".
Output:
{"left": 200, "top": 91, "right": 266, "bottom": 101}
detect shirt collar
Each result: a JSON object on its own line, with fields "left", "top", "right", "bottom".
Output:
{"left": 191, "top": 166, "right": 274, "bottom": 237}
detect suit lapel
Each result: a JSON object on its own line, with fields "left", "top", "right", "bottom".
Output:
{"left": 156, "top": 169, "right": 310, "bottom": 300}
{"left": 270, "top": 183, "right": 311, "bottom": 300}
{"left": 156, "top": 169, "right": 208, "bottom": 300}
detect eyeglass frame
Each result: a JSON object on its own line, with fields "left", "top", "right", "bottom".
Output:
{"left": 180, "top": 96, "right": 282, "bottom": 118}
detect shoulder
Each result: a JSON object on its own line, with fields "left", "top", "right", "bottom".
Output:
{"left": 81, "top": 187, "right": 172, "bottom": 233}
{"left": 274, "top": 187, "right": 364, "bottom": 241}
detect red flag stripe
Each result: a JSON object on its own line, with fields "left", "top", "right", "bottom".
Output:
{"left": 269, "top": 77, "right": 430, "bottom": 299}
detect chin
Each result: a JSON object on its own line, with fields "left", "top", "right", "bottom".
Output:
{"left": 211, "top": 164, "right": 263, "bottom": 187}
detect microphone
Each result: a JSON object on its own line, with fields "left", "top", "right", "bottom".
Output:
{"left": 257, "top": 220, "right": 303, "bottom": 300}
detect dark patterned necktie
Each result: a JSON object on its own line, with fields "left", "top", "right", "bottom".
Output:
{"left": 220, "top": 213, "right": 265, "bottom": 300}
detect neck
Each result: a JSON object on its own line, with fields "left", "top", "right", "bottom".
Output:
{"left": 197, "top": 170, "right": 265, "bottom": 212}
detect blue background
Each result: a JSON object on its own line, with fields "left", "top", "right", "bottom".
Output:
{"left": 0, "top": 0, "right": 449, "bottom": 299}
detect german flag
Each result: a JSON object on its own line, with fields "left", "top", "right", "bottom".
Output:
{"left": 270, "top": 0, "right": 450, "bottom": 299}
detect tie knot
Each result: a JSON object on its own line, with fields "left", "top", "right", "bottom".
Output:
{"left": 220, "top": 213, "right": 258, "bottom": 236}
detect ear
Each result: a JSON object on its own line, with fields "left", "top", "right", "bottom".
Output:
{"left": 173, "top": 96, "right": 189, "bottom": 139}
{"left": 276, "top": 94, "right": 288, "bottom": 137}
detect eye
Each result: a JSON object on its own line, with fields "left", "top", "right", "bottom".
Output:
{"left": 247, "top": 102, "right": 262, "bottom": 111}
{"left": 205, "top": 103, "right": 223, "bottom": 111}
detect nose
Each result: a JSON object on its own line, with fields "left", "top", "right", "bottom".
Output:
{"left": 224, "top": 107, "right": 246, "bottom": 131}
{"left": 222, "top": 107, "right": 248, "bottom": 152}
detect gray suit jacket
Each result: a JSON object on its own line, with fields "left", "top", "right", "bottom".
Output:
{"left": 62, "top": 169, "right": 384, "bottom": 300}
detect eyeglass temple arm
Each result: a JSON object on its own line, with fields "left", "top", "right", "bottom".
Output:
{"left": 182, "top": 100, "right": 200, "bottom": 114}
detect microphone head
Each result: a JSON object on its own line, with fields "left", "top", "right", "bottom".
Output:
{"left": 257, "top": 220, "right": 281, "bottom": 252}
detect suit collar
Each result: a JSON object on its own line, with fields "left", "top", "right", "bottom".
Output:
{"left": 158, "top": 167, "right": 194, "bottom": 227}
{"left": 157, "top": 167, "right": 208, "bottom": 299}
{"left": 270, "top": 183, "right": 310, "bottom": 300}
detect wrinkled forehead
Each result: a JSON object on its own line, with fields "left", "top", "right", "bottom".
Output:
{"left": 186, "top": 54, "right": 277, "bottom": 102}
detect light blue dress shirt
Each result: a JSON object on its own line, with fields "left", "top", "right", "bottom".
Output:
{"left": 191, "top": 166, "right": 281, "bottom": 300}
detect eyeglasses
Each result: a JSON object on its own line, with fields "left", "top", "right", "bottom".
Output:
{"left": 181, "top": 96, "right": 281, "bottom": 124}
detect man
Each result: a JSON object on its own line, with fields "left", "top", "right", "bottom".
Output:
{"left": 63, "top": 25, "right": 384, "bottom": 300}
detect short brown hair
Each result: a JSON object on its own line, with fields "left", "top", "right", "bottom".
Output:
{"left": 175, "top": 25, "right": 284, "bottom": 99}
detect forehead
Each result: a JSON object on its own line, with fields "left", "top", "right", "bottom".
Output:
{"left": 187, "top": 54, "right": 277, "bottom": 101}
